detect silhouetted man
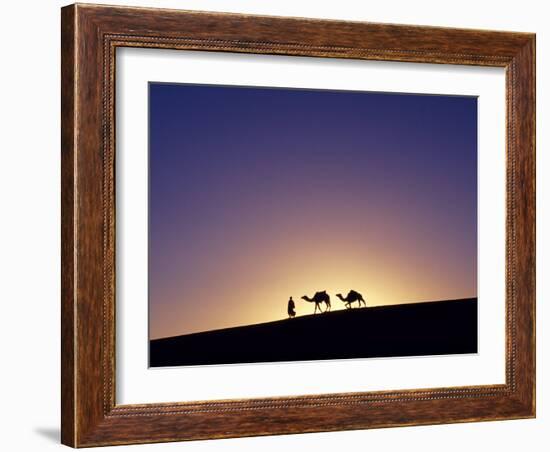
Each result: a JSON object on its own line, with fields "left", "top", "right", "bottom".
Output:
{"left": 287, "top": 296, "right": 296, "bottom": 318}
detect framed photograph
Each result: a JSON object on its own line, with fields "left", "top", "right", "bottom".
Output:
{"left": 61, "top": 3, "right": 535, "bottom": 447}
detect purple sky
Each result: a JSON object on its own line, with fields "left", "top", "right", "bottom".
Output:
{"left": 149, "top": 83, "right": 477, "bottom": 339}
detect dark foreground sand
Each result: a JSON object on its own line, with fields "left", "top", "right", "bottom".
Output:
{"left": 150, "top": 298, "right": 477, "bottom": 367}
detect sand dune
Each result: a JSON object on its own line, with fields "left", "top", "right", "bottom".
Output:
{"left": 150, "top": 298, "right": 477, "bottom": 367}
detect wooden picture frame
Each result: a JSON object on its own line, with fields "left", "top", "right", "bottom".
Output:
{"left": 61, "top": 3, "right": 535, "bottom": 447}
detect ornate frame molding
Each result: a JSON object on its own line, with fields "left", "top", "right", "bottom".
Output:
{"left": 62, "top": 4, "right": 535, "bottom": 447}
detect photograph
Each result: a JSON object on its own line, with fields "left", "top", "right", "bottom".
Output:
{"left": 148, "top": 83, "right": 479, "bottom": 367}
{"left": 52, "top": 1, "right": 536, "bottom": 448}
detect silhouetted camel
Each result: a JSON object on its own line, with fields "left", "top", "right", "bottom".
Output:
{"left": 336, "top": 290, "right": 366, "bottom": 309}
{"left": 301, "top": 291, "right": 331, "bottom": 314}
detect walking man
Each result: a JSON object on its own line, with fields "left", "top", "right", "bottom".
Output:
{"left": 287, "top": 296, "right": 296, "bottom": 319}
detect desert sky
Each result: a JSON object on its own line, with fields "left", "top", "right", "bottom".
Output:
{"left": 149, "top": 83, "right": 477, "bottom": 339}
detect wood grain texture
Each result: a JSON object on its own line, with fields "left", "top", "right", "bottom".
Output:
{"left": 61, "top": 3, "right": 536, "bottom": 447}
{"left": 61, "top": 5, "right": 76, "bottom": 446}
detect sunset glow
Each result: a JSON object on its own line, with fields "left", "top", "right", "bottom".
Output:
{"left": 149, "top": 83, "right": 477, "bottom": 339}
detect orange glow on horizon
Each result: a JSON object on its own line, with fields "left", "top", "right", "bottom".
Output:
{"left": 148, "top": 84, "right": 478, "bottom": 340}
{"left": 150, "top": 211, "right": 476, "bottom": 339}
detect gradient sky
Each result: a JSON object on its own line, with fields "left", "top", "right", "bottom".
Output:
{"left": 149, "top": 83, "right": 477, "bottom": 340}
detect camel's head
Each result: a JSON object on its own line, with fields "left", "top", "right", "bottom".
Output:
{"left": 336, "top": 293, "right": 344, "bottom": 299}
{"left": 300, "top": 295, "right": 308, "bottom": 301}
